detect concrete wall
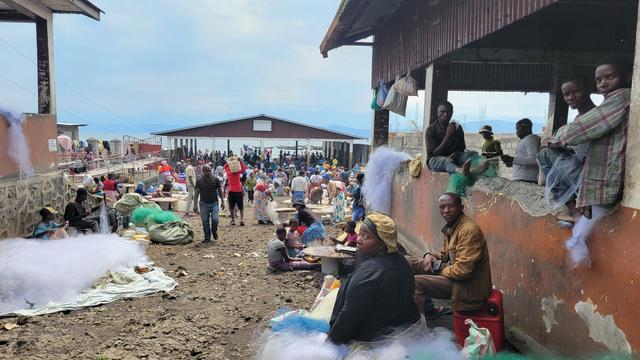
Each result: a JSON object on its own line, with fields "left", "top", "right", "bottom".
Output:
{"left": 391, "top": 165, "right": 638, "bottom": 356}
{"left": 0, "top": 114, "right": 58, "bottom": 178}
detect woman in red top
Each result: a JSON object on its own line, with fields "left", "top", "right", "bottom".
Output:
{"left": 224, "top": 157, "right": 246, "bottom": 226}
{"left": 102, "top": 173, "right": 120, "bottom": 205}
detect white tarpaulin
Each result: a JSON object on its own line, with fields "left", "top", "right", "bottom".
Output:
{"left": 2, "top": 267, "right": 176, "bottom": 317}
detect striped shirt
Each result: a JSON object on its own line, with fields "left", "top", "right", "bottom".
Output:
{"left": 553, "top": 88, "right": 630, "bottom": 208}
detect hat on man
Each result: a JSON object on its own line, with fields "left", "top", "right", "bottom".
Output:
{"left": 479, "top": 125, "right": 493, "bottom": 135}
{"left": 39, "top": 207, "right": 58, "bottom": 218}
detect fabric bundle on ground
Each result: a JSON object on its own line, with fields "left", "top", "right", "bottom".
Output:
{"left": 147, "top": 221, "right": 194, "bottom": 245}
{"left": 362, "top": 146, "right": 412, "bottom": 214}
{"left": 114, "top": 193, "right": 160, "bottom": 215}
{"left": 0, "top": 235, "right": 147, "bottom": 315}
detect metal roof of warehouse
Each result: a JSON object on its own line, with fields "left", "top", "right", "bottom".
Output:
{"left": 152, "top": 114, "right": 366, "bottom": 141}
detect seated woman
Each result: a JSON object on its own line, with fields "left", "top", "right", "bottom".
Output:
{"left": 158, "top": 177, "right": 174, "bottom": 197}
{"left": 267, "top": 228, "right": 320, "bottom": 271}
{"left": 331, "top": 220, "right": 358, "bottom": 247}
{"left": 33, "top": 207, "right": 69, "bottom": 240}
{"left": 134, "top": 181, "right": 148, "bottom": 196}
{"left": 328, "top": 213, "right": 420, "bottom": 344}
{"left": 292, "top": 199, "right": 325, "bottom": 245}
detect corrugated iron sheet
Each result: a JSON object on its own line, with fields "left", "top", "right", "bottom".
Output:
{"left": 449, "top": 63, "right": 552, "bottom": 92}
{"left": 371, "top": 0, "right": 558, "bottom": 87}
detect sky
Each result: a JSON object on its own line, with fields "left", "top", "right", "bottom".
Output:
{"left": 0, "top": 0, "right": 557, "bottom": 144}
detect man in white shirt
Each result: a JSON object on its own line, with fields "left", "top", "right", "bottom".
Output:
{"left": 185, "top": 159, "right": 197, "bottom": 216}
{"left": 290, "top": 170, "right": 309, "bottom": 203}
{"left": 500, "top": 118, "right": 541, "bottom": 183}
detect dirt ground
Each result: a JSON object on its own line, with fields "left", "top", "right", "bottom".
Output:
{"left": 0, "top": 201, "right": 341, "bottom": 360}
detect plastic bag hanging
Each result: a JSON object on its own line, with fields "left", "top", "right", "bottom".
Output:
{"left": 383, "top": 76, "right": 408, "bottom": 116}
{"left": 371, "top": 88, "right": 382, "bottom": 111}
{"left": 393, "top": 71, "right": 418, "bottom": 96}
{"left": 376, "top": 80, "right": 389, "bottom": 108}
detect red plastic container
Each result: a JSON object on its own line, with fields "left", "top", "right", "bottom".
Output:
{"left": 453, "top": 289, "right": 505, "bottom": 351}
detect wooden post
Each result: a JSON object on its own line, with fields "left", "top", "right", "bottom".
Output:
{"left": 36, "top": 16, "right": 55, "bottom": 114}
{"left": 422, "top": 63, "right": 450, "bottom": 160}
{"left": 306, "top": 139, "right": 311, "bottom": 168}
{"left": 226, "top": 139, "right": 230, "bottom": 155}
{"left": 348, "top": 140, "right": 354, "bottom": 169}
{"left": 623, "top": 4, "right": 640, "bottom": 209}
{"left": 546, "top": 63, "right": 572, "bottom": 136}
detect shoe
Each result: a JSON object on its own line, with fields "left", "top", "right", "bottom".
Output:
{"left": 230, "top": 220, "right": 236, "bottom": 226}
{"left": 213, "top": 233, "right": 219, "bottom": 241}
{"left": 240, "top": 222, "right": 245, "bottom": 226}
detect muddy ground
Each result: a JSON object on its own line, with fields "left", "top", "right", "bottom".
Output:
{"left": 0, "top": 201, "right": 343, "bottom": 360}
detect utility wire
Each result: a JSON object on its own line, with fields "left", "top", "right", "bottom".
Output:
{"left": 0, "top": 36, "right": 154, "bottom": 133}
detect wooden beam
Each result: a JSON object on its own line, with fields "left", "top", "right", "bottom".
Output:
{"left": 0, "top": 10, "right": 32, "bottom": 22}
{"left": 372, "top": 109, "right": 389, "bottom": 148}
{"left": 66, "top": 0, "right": 101, "bottom": 21}
{"left": 0, "top": 0, "right": 51, "bottom": 20}
{"left": 442, "top": 48, "right": 631, "bottom": 66}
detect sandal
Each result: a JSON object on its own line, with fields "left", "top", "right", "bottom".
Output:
{"left": 230, "top": 220, "right": 236, "bottom": 226}
{"left": 426, "top": 305, "right": 452, "bottom": 320}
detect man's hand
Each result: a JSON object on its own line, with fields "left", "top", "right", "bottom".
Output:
{"left": 500, "top": 154, "right": 514, "bottom": 167}
{"left": 422, "top": 254, "right": 437, "bottom": 274}
{"left": 445, "top": 122, "right": 458, "bottom": 137}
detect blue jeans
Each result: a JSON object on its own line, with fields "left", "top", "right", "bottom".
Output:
{"left": 427, "top": 151, "right": 478, "bottom": 174}
{"left": 352, "top": 206, "right": 365, "bottom": 221}
{"left": 199, "top": 201, "right": 220, "bottom": 241}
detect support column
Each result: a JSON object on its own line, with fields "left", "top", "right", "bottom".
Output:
{"left": 227, "top": 139, "right": 231, "bottom": 155}
{"left": 372, "top": 110, "right": 389, "bottom": 148}
{"left": 306, "top": 139, "right": 311, "bottom": 167}
{"left": 295, "top": 140, "right": 298, "bottom": 157}
{"left": 422, "top": 63, "right": 450, "bottom": 159}
{"left": 194, "top": 138, "right": 198, "bottom": 155}
{"left": 348, "top": 140, "right": 354, "bottom": 169}
{"left": 545, "top": 64, "right": 572, "bottom": 137}
{"left": 36, "top": 15, "right": 55, "bottom": 114}
{"left": 623, "top": 5, "right": 640, "bottom": 209}
{"left": 174, "top": 138, "right": 178, "bottom": 151}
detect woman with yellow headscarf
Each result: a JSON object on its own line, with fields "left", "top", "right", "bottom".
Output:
{"left": 328, "top": 213, "right": 420, "bottom": 344}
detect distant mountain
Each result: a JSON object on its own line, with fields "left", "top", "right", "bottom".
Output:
{"left": 327, "top": 124, "right": 371, "bottom": 139}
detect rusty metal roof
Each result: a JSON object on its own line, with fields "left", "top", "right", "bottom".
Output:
{"left": 320, "top": 0, "right": 404, "bottom": 57}
{"left": 0, "top": 0, "right": 102, "bottom": 21}
{"left": 152, "top": 114, "right": 366, "bottom": 141}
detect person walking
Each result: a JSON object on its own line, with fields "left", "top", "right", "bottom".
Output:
{"left": 194, "top": 165, "right": 225, "bottom": 244}
{"left": 184, "top": 159, "right": 197, "bottom": 216}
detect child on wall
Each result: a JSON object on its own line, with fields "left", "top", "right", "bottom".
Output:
{"left": 285, "top": 218, "right": 305, "bottom": 258}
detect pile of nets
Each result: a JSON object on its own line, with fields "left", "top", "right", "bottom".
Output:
{"left": 131, "top": 207, "right": 180, "bottom": 228}
{"left": 447, "top": 153, "right": 498, "bottom": 196}
{"left": 362, "top": 146, "right": 412, "bottom": 213}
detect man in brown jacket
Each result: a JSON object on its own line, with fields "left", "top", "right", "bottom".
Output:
{"left": 406, "top": 192, "right": 492, "bottom": 314}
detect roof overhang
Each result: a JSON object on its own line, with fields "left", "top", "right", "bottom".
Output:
{"left": 0, "top": 0, "right": 103, "bottom": 21}
{"left": 320, "top": 0, "right": 404, "bottom": 58}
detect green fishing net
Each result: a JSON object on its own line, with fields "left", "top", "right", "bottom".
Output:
{"left": 131, "top": 207, "right": 180, "bottom": 228}
{"left": 446, "top": 154, "right": 497, "bottom": 196}
{"left": 489, "top": 354, "right": 630, "bottom": 360}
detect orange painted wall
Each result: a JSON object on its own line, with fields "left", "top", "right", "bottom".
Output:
{"left": 0, "top": 114, "right": 58, "bottom": 178}
{"left": 391, "top": 167, "right": 639, "bottom": 356}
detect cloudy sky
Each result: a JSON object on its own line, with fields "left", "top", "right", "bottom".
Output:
{"left": 0, "top": 0, "right": 553, "bottom": 141}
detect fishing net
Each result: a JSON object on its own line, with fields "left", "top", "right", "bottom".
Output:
{"left": 131, "top": 208, "right": 179, "bottom": 228}
{"left": 446, "top": 154, "right": 497, "bottom": 196}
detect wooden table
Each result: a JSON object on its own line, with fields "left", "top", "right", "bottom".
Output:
{"left": 303, "top": 246, "right": 355, "bottom": 276}
{"left": 120, "top": 183, "right": 137, "bottom": 193}
{"left": 150, "top": 197, "right": 178, "bottom": 210}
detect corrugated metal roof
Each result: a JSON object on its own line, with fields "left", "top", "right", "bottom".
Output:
{"left": 449, "top": 63, "right": 552, "bottom": 92}
{"left": 152, "top": 114, "right": 366, "bottom": 141}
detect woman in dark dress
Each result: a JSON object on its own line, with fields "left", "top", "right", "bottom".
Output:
{"left": 328, "top": 212, "right": 420, "bottom": 344}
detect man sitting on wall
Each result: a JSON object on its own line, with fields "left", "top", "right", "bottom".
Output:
{"left": 63, "top": 188, "right": 102, "bottom": 233}
{"left": 500, "top": 118, "right": 541, "bottom": 183}
{"left": 406, "top": 192, "right": 492, "bottom": 315}
{"left": 426, "top": 101, "right": 488, "bottom": 176}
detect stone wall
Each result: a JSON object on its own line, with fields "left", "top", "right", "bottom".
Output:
{"left": 0, "top": 173, "right": 103, "bottom": 239}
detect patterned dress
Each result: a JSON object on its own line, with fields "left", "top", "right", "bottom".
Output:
{"left": 253, "top": 190, "right": 270, "bottom": 222}
{"left": 331, "top": 191, "right": 347, "bottom": 223}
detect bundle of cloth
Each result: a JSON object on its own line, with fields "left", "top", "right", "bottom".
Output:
{"left": 130, "top": 207, "right": 193, "bottom": 245}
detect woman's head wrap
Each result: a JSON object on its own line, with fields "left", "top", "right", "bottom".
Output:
{"left": 362, "top": 213, "right": 397, "bottom": 253}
